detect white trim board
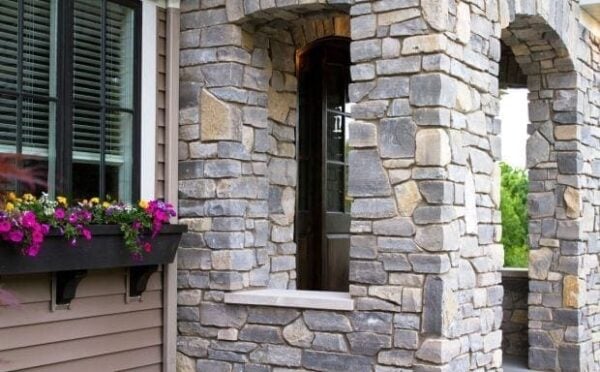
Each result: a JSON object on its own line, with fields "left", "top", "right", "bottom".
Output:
{"left": 140, "top": 1, "right": 157, "bottom": 200}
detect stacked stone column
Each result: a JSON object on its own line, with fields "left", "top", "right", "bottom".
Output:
{"left": 177, "top": 2, "right": 272, "bottom": 319}
{"left": 346, "top": 0, "right": 503, "bottom": 369}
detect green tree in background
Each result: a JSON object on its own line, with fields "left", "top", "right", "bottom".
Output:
{"left": 500, "top": 163, "right": 529, "bottom": 267}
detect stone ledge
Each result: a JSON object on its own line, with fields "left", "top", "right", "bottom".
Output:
{"left": 501, "top": 267, "right": 528, "bottom": 278}
{"left": 224, "top": 289, "right": 354, "bottom": 311}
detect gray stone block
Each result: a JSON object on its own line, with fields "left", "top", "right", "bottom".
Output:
{"left": 348, "top": 150, "right": 392, "bottom": 196}
{"left": 347, "top": 332, "right": 392, "bottom": 356}
{"left": 409, "top": 73, "right": 457, "bottom": 108}
{"left": 239, "top": 325, "right": 284, "bottom": 344}
{"left": 312, "top": 332, "right": 348, "bottom": 352}
{"left": 199, "top": 303, "right": 247, "bottom": 328}
{"left": 349, "top": 260, "right": 388, "bottom": 284}
{"left": 379, "top": 118, "right": 416, "bottom": 159}
{"left": 304, "top": 311, "right": 352, "bottom": 332}
{"left": 247, "top": 307, "right": 299, "bottom": 325}
{"left": 302, "top": 350, "right": 372, "bottom": 371}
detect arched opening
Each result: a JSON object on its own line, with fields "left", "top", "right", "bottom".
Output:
{"left": 497, "top": 15, "right": 579, "bottom": 370}
{"left": 498, "top": 39, "right": 530, "bottom": 367}
{"left": 295, "top": 37, "right": 351, "bottom": 291}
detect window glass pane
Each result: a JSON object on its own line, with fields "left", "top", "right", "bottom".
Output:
{"left": 327, "top": 164, "right": 344, "bottom": 212}
{"left": 72, "top": 0, "right": 136, "bottom": 202}
{"left": 327, "top": 112, "right": 345, "bottom": 162}
{"left": 0, "top": 0, "right": 57, "bottom": 195}
{"left": 106, "top": 110, "right": 133, "bottom": 202}
{"left": 326, "top": 64, "right": 345, "bottom": 112}
{"left": 0, "top": 96, "right": 18, "bottom": 151}
{"left": 23, "top": 0, "right": 56, "bottom": 96}
{"left": 72, "top": 105, "right": 101, "bottom": 158}
{"left": 73, "top": 0, "right": 102, "bottom": 104}
{"left": 72, "top": 162, "right": 100, "bottom": 200}
{"left": 106, "top": 1, "right": 134, "bottom": 110}
{"left": 0, "top": 1, "right": 19, "bottom": 92}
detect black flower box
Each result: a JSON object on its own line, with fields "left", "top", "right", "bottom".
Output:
{"left": 0, "top": 224, "right": 187, "bottom": 275}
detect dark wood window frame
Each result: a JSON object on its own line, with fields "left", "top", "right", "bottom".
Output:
{"left": 2, "top": 0, "right": 142, "bottom": 200}
{"left": 296, "top": 37, "right": 351, "bottom": 292}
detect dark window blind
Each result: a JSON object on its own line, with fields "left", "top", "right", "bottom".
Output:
{"left": 0, "top": 0, "right": 57, "bottom": 193}
{"left": 72, "top": 0, "right": 134, "bottom": 201}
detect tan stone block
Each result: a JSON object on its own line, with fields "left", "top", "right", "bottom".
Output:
{"left": 268, "top": 88, "right": 296, "bottom": 124}
{"left": 402, "top": 34, "right": 448, "bottom": 55}
{"left": 217, "top": 328, "right": 239, "bottom": 341}
{"left": 394, "top": 180, "right": 422, "bottom": 217}
{"left": 529, "top": 248, "right": 553, "bottom": 280}
{"left": 456, "top": 1, "right": 471, "bottom": 44}
{"left": 242, "top": 126, "right": 254, "bottom": 152}
{"left": 555, "top": 125, "right": 579, "bottom": 140}
{"left": 283, "top": 318, "right": 314, "bottom": 347}
{"left": 564, "top": 186, "right": 581, "bottom": 219}
{"left": 176, "top": 352, "right": 195, "bottom": 372}
{"left": 369, "top": 285, "right": 403, "bottom": 305}
{"left": 200, "top": 89, "right": 241, "bottom": 141}
{"left": 422, "top": 0, "right": 448, "bottom": 31}
{"left": 415, "top": 129, "right": 451, "bottom": 166}
{"left": 455, "top": 81, "right": 473, "bottom": 112}
{"left": 181, "top": 217, "right": 212, "bottom": 232}
{"left": 378, "top": 8, "right": 420, "bottom": 26}
{"left": 499, "top": 0, "right": 510, "bottom": 28}
{"left": 563, "top": 275, "right": 585, "bottom": 308}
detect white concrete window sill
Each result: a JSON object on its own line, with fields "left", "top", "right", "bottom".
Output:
{"left": 224, "top": 289, "right": 354, "bottom": 311}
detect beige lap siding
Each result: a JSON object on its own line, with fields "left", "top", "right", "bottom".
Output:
{"left": 0, "top": 270, "right": 163, "bottom": 372}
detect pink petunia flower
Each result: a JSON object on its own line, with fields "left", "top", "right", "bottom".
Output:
{"left": 54, "top": 208, "right": 65, "bottom": 220}
{"left": 0, "top": 220, "right": 10, "bottom": 233}
{"left": 8, "top": 230, "right": 23, "bottom": 243}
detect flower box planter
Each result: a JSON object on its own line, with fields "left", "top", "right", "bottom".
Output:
{"left": 0, "top": 224, "right": 187, "bottom": 275}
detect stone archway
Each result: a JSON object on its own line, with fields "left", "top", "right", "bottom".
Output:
{"left": 497, "top": 10, "right": 586, "bottom": 372}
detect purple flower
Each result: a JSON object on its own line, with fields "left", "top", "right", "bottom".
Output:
{"left": 26, "top": 244, "right": 41, "bottom": 257}
{"left": 0, "top": 220, "right": 10, "bottom": 233}
{"left": 21, "top": 212, "right": 36, "bottom": 228}
{"left": 81, "top": 228, "right": 92, "bottom": 240}
{"left": 8, "top": 230, "right": 23, "bottom": 243}
{"left": 54, "top": 208, "right": 65, "bottom": 220}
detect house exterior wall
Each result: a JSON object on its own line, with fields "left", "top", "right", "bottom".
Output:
{"left": 0, "top": 3, "right": 181, "bottom": 371}
{"left": 0, "top": 270, "right": 164, "bottom": 371}
{"left": 177, "top": 0, "right": 600, "bottom": 371}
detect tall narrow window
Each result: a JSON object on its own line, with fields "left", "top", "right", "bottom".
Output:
{"left": 296, "top": 38, "right": 351, "bottom": 292}
{"left": 0, "top": 0, "right": 58, "bottom": 194}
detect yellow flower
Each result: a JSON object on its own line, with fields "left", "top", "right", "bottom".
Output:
{"left": 102, "top": 201, "right": 111, "bottom": 209}
{"left": 23, "top": 193, "right": 35, "bottom": 202}
{"left": 57, "top": 196, "right": 68, "bottom": 206}
{"left": 5, "top": 202, "right": 14, "bottom": 212}
{"left": 7, "top": 192, "right": 16, "bottom": 201}
{"left": 90, "top": 197, "right": 100, "bottom": 205}
{"left": 138, "top": 200, "right": 149, "bottom": 209}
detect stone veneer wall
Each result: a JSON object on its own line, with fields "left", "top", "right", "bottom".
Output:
{"left": 501, "top": 270, "right": 528, "bottom": 358}
{"left": 176, "top": 0, "right": 600, "bottom": 371}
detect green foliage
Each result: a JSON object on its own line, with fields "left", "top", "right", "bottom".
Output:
{"left": 500, "top": 163, "right": 529, "bottom": 268}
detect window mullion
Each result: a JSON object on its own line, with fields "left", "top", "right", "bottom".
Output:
{"left": 99, "top": 0, "right": 107, "bottom": 199}
{"left": 55, "top": 0, "right": 74, "bottom": 197}
{"left": 16, "top": 0, "right": 23, "bottom": 156}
